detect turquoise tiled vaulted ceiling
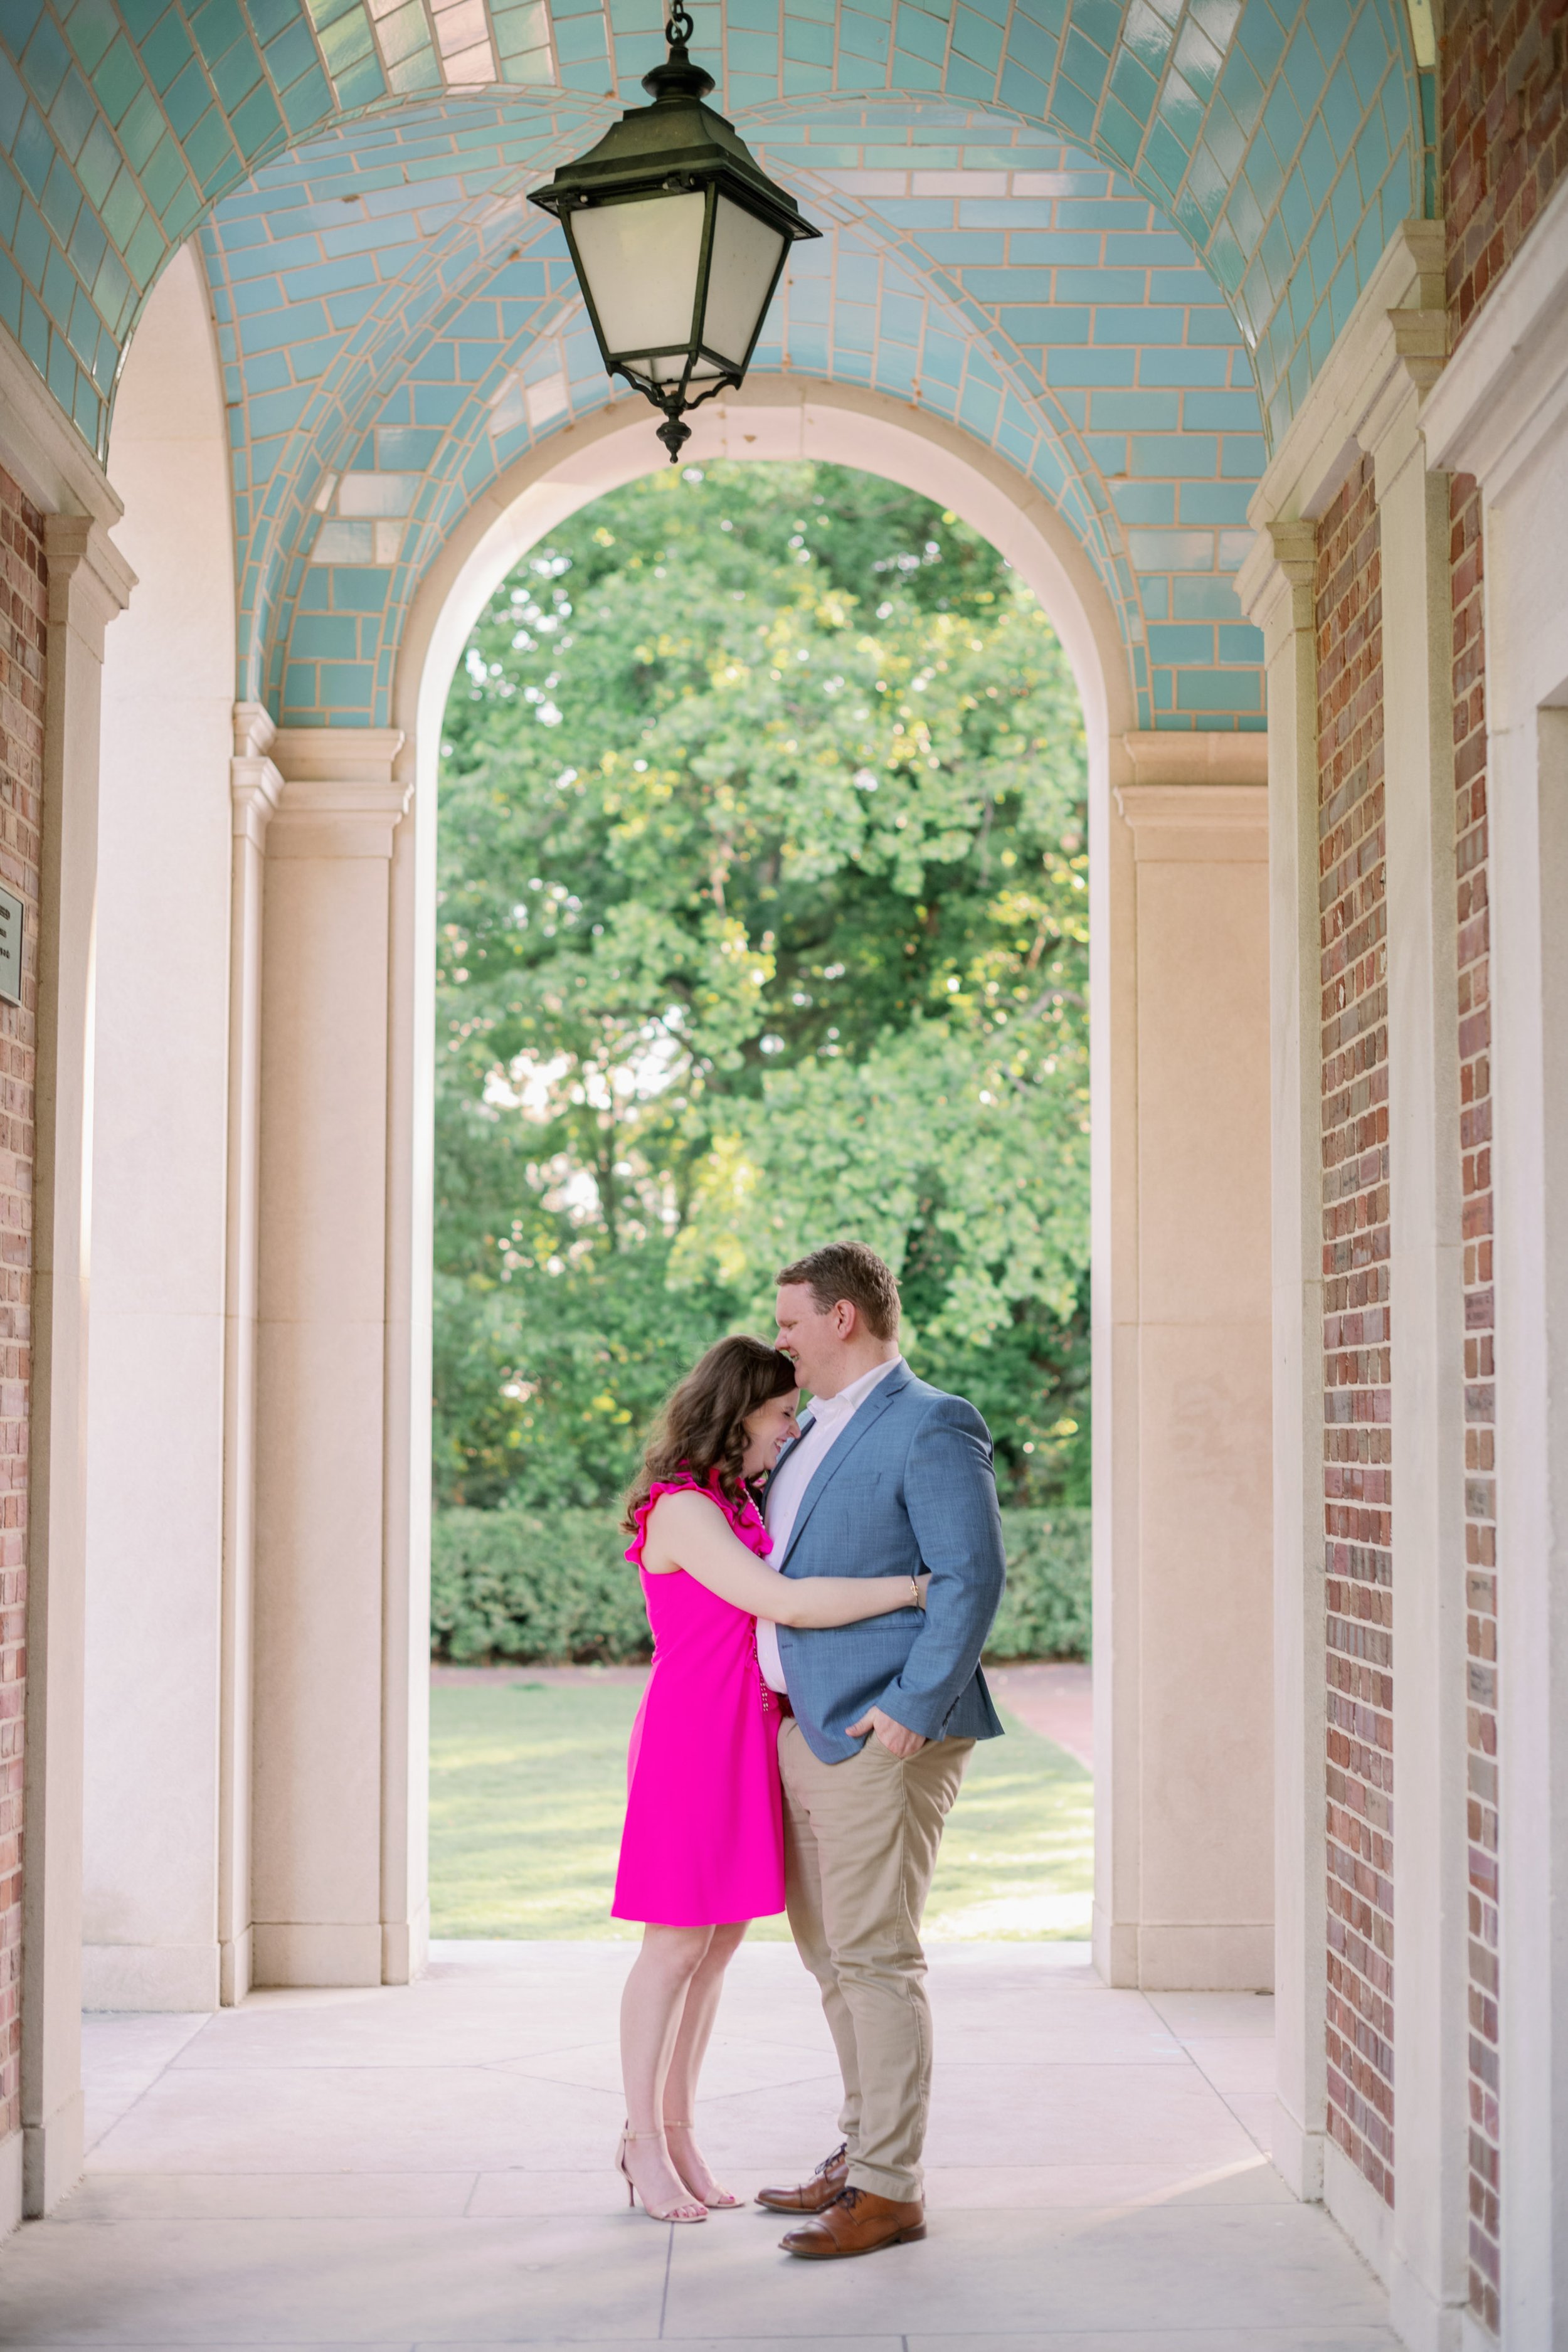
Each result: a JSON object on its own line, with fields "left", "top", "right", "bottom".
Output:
{"left": 1, "top": 0, "right": 1429, "bottom": 729}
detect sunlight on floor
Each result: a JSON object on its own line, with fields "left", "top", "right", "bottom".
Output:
{"left": 428, "top": 1683, "right": 1093, "bottom": 1942}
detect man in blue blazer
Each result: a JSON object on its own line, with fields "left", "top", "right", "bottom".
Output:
{"left": 752, "top": 1241, "right": 1006, "bottom": 2259}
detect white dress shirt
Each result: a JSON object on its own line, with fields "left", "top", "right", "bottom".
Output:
{"left": 756, "top": 1354, "right": 904, "bottom": 1693}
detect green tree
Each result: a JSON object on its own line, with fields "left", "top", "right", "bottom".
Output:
{"left": 435, "top": 460, "right": 1089, "bottom": 1508}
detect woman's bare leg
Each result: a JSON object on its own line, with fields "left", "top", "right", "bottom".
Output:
{"left": 664, "top": 1920, "right": 749, "bottom": 2204}
{"left": 618, "top": 1924, "right": 714, "bottom": 2216}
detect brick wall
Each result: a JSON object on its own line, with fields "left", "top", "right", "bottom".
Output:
{"left": 1316, "top": 456, "right": 1395, "bottom": 2207}
{"left": 1443, "top": 0, "right": 1568, "bottom": 340}
{"left": 0, "top": 467, "right": 42, "bottom": 2158}
{"left": 1450, "top": 470, "right": 1500, "bottom": 2335}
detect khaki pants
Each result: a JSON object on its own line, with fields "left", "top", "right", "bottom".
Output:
{"left": 778, "top": 1716, "right": 974, "bottom": 2201}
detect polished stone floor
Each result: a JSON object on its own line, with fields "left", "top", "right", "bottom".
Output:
{"left": 3, "top": 1941, "right": 1397, "bottom": 2348}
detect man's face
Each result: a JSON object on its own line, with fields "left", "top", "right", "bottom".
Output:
{"left": 774, "top": 1283, "right": 845, "bottom": 1397}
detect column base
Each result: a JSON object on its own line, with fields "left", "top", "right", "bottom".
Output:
{"left": 1135, "top": 1922, "right": 1274, "bottom": 1989}
{"left": 252, "top": 1922, "right": 383, "bottom": 1988}
{"left": 82, "top": 1942, "right": 220, "bottom": 2013}
{"left": 1091, "top": 1904, "right": 1139, "bottom": 1986}
{"left": 0, "top": 2127, "right": 21, "bottom": 2238}
{"left": 1093, "top": 1913, "right": 1274, "bottom": 1990}
{"left": 381, "top": 1899, "right": 429, "bottom": 1987}
{"left": 220, "top": 1927, "right": 253, "bottom": 2008}
{"left": 1389, "top": 2252, "right": 1466, "bottom": 2352}
{"left": 1270, "top": 2097, "right": 1325, "bottom": 2201}
{"left": 23, "top": 2086, "right": 83, "bottom": 2218}
{"left": 1323, "top": 2136, "right": 1394, "bottom": 2287}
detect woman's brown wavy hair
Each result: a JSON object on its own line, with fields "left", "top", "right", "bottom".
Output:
{"left": 622, "top": 1335, "right": 798, "bottom": 1535}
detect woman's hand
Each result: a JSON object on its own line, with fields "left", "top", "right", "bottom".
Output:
{"left": 916, "top": 1573, "right": 931, "bottom": 1610}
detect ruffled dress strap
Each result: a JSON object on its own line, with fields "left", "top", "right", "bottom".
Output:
{"left": 625, "top": 1471, "right": 773, "bottom": 1568}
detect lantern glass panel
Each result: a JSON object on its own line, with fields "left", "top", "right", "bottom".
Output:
{"left": 702, "top": 194, "right": 786, "bottom": 364}
{"left": 571, "top": 190, "right": 706, "bottom": 363}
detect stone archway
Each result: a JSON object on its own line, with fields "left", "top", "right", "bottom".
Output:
{"left": 390, "top": 381, "right": 1274, "bottom": 1993}
{"left": 77, "top": 277, "right": 1272, "bottom": 2069}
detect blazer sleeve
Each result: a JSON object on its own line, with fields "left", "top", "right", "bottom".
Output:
{"left": 874, "top": 1394, "right": 1006, "bottom": 1738}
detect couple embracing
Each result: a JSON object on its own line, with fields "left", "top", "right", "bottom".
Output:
{"left": 611, "top": 1240, "right": 1007, "bottom": 2259}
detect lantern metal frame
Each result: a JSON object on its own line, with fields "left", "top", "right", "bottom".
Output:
{"left": 529, "top": 4, "right": 820, "bottom": 461}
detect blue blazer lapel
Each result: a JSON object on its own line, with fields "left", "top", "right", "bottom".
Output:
{"left": 781, "top": 1364, "right": 911, "bottom": 1567}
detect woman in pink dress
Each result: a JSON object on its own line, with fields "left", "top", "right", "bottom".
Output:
{"left": 612, "top": 1334, "right": 928, "bottom": 2225}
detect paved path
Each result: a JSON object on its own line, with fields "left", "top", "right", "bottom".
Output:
{"left": 2, "top": 1941, "right": 1397, "bottom": 2348}
{"left": 429, "top": 1663, "right": 1097, "bottom": 1771}
{"left": 985, "top": 1663, "right": 1093, "bottom": 1770}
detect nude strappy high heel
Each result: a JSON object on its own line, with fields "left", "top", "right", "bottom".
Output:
{"left": 615, "top": 2126, "right": 708, "bottom": 2223}
{"left": 664, "top": 2117, "right": 741, "bottom": 2210}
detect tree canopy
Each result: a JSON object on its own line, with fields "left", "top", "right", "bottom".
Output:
{"left": 435, "top": 458, "right": 1089, "bottom": 1512}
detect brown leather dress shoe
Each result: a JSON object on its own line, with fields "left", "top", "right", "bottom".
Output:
{"left": 779, "top": 2184, "right": 926, "bottom": 2258}
{"left": 754, "top": 2141, "right": 849, "bottom": 2213}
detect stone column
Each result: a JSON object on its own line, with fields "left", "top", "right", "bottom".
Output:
{"left": 84, "top": 242, "right": 237, "bottom": 2013}
{"left": 1239, "top": 519, "right": 1327, "bottom": 2201}
{"left": 23, "top": 516, "right": 134, "bottom": 2215}
{"left": 1091, "top": 762, "right": 1142, "bottom": 1987}
{"left": 1094, "top": 741, "right": 1274, "bottom": 1991}
{"left": 379, "top": 739, "right": 432, "bottom": 1990}
{"left": 220, "top": 706, "right": 281, "bottom": 2007}
{"left": 250, "top": 729, "right": 413, "bottom": 1988}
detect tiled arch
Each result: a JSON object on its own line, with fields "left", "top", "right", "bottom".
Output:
{"left": 204, "top": 93, "right": 1268, "bottom": 731}
{"left": 3, "top": 0, "right": 1422, "bottom": 458}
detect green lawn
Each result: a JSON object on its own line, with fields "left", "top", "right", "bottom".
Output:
{"left": 429, "top": 1680, "right": 1093, "bottom": 1941}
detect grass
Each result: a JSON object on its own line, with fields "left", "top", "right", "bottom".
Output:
{"left": 429, "top": 1678, "right": 1093, "bottom": 1941}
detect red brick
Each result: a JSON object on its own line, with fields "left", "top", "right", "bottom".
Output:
{"left": 1316, "top": 457, "right": 1395, "bottom": 2206}
{"left": 1443, "top": 1, "right": 1568, "bottom": 347}
{"left": 1447, "top": 459, "right": 1503, "bottom": 2328}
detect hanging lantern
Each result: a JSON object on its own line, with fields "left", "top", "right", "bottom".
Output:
{"left": 529, "top": 3, "right": 820, "bottom": 462}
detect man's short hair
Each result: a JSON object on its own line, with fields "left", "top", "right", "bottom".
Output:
{"left": 776, "top": 1241, "right": 901, "bottom": 1340}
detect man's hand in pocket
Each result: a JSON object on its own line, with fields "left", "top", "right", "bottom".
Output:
{"left": 846, "top": 1705, "right": 928, "bottom": 1757}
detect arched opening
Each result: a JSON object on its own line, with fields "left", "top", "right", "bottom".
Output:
{"left": 397, "top": 383, "right": 1272, "bottom": 1996}
{"left": 75, "top": 338, "right": 1271, "bottom": 2017}
{"left": 395, "top": 383, "right": 1127, "bottom": 1941}
{"left": 422, "top": 446, "right": 1097, "bottom": 1942}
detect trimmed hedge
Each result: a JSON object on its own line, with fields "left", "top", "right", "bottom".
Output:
{"left": 430, "top": 1503, "right": 1091, "bottom": 1664}
{"left": 986, "top": 1507, "right": 1092, "bottom": 1660}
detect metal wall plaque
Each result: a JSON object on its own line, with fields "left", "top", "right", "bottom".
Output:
{"left": 0, "top": 887, "right": 23, "bottom": 1008}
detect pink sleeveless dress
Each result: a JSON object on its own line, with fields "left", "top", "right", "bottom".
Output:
{"left": 611, "top": 1473, "right": 786, "bottom": 1926}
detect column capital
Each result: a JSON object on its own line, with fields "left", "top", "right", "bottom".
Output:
{"left": 1115, "top": 781, "right": 1269, "bottom": 863}
{"left": 43, "top": 516, "right": 135, "bottom": 657}
{"left": 269, "top": 726, "right": 405, "bottom": 787}
{"left": 231, "top": 704, "right": 282, "bottom": 849}
{"left": 1121, "top": 730, "right": 1268, "bottom": 786}
{"left": 1363, "top": 303, "right": 1451, "bottom": 501}
{"left": 266, "top": 728, "right": 410, "bottom": 861}
{"left": 1237, "top": 518, "right": 1317, "bottom": 650}
{"left": 268, "top": 778, "right": 413, "bottom": 862}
